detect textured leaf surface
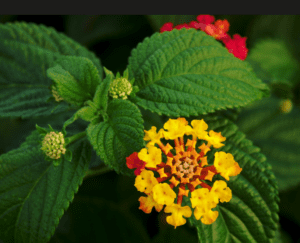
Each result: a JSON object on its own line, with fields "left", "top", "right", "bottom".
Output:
{"left": 92, "top": 70, "right": 114, "bottom": 112}
{"left": 127, "top": 28, "right": 269, "bottom": 116}
{"left": 247, "top": 38, "right": 299, "bottom": 86}
{"left": 87, "top": 99, "right": 145, "bottom": 176}
{"left": 0, "top": 22, "right": 102, "bottom": 118}
{"left": 47, "top": 56, "right": 101, "bottom": 106}
{"left": 186, "top": 115, "right": 279, "bottom": 243}
{"left": 0, "top": 130, "right": 91, "bottom": 243}
{"left": 236, "top": 96, "right": 300, "bottom": 191}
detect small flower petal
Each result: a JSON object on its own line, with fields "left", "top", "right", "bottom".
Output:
{"left": 210, "top": 180, "right": 232, "bottom": 203}
{"left": 138, "top": 146, "right": 162, "bottom": 169}
{"left": 205, "top": 130, "right": 226, "bottom": 149}
{"left": 126, "top": 152, "right": 146, "bottom": 175}
{"left": 152, "top": 183, "right": 176, "bottom": 206}
{"left": 164, "top": 204, "right": 192, "bottom": 228}
{"left": 214, "top": 151, "right": 242, "bottom": 180}
{"left": 138, "top": 193, "right": 164, "bottom": 214}
{"left": 200, "top": 209, "right": 219, "bottom": 224}
{"left": 134, "top": 170, "right": 158, "bottom": 194}
{"left": 144, "top": 126, "right": 164, "bottom": 146}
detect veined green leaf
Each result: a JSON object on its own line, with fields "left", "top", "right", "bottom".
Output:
{"left": 87, "top": 99, "right": 145, "bottom": 176}
{"left": 186, "top": 115, "right": 279, "bottom": 243}
{"left": 127, "top": 28, "right": 269, "bottom": 117}
{"left": 236, "top": 96, "right": 300, "bottom": 191}
{"left": 92, "top": 69, "right": 114, "bottom": 112}
{"left": 0, "top": 130, "right": 91, "bottom": 243}
{"left": 47, "top": 56, "right": 101, "bottom": 107}
{"left": 0, "top": 22, "right": 103, "bottom": 118}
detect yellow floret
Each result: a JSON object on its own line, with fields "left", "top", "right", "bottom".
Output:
{"left": 190, "top": 188, "right": 217, "bottom": 209}
{"left": 138, "top": 193, "right": 164, "bottom": 214}
{"left": 164, "top": 118, "right": 191, "bottom": 140}
{"left": 164, "top": 203, "right": 192, "bottom": 228}
{"left": 210, "top": 180, "right": 232, "bottom": 203}
{"left": 190, "top": 119, "right": 209, "bottom": 140}
{"left": 143, "top": 126, "right": 164, "bottom": 146}
{"left": 138, "top": 146, "right": 162, "bottom": 168}
{"left": 134, "top": 170, "right": 158, "bottom": 194}
{"left": 214, "top": 151, "right": 242, "bottom": 180}
{"left": 152, "top": 183, "right": 176, "bottom": 206}
{"left": 199, "top": 209, "right": 219, "bottom": 224}
{"left": 205, "top": 130, "right": 226, "bottom": 148}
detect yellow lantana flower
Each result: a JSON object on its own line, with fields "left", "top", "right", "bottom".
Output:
{"left": 164, "top": 203, "right": 192, "bottom": 228}
{"left": 134, "top": 170, "right": 158, "bottom": 194}
{"left": 138, "top": 145, "right": 162, "bottom": 168}
{"left": 152, "top": 183, "right": 176, "bottom": 206}
{"left": 126, "top": 117, "right": 242, "bottom": 228}
{"left": 143, "top": 126, "right": 164, "bottom": 146}
{"left": 214, "top": 151, "right": 242, "bottom": 181}
{"left": 205, "top": 130, "right": 226, "bottom": 148}
{"left": 138, "top": 192, "right": 164, "bottom": 214}
{"left": 163, "top": 118, "right": 191, "bottom": 140}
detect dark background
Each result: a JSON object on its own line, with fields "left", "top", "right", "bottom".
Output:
{"left": 0, "top": 15, "right": 299, "bottom": 243}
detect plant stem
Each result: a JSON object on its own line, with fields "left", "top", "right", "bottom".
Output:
{"left": 84, "top": 166, "right": 113, "bottom": 180}
{"left": 65, "top": 131, "right": 86, "bottom": 146}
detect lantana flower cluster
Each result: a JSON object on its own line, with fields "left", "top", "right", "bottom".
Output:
{"left": 126, "top": 118, "right": 242, "bottom": 228}
{"left": 109, "top": 77, "right": 133, "bottom": 100}
{"left": 41, "top": 131, "right": 66, "bottom": 160}
{"left": 160, "top": 15, "right": 248, "bottom": 61}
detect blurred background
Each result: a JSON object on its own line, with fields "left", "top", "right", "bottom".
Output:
{"left": 0, "top": 15, "right": 300, "bottom": 243}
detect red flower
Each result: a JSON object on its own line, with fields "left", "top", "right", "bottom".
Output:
{"left": 159, "top": 15, "right": 248, "bottom": 61}
{"left": 196, "top": 15, "right": 215, "bottom": 31}
{"left": 204, "top": 19, "right": 230, "bottom": 40}
{"left": 126, "top": 152, "right": 146, "bottom": 176}
{"left": 160, "top": 22, "right": 174, "bottom": 33}
{"left": 196, "top": 15, "right": 215, "bottom": 25}
{"left": 222, "top": 34, "right": 248, "bottom": 60}
{"left": 174, "top": 23, "right": 191, "bottom": 30}
{"left": 189, "top": 21, "right": 201, "bottom": 29}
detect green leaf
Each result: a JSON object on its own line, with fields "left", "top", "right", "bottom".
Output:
{"left": 127, "top": 28, "right": 269, "bottom": 117}
{"left": 0, "top": 22, "right": 103, "bottom": 118}
{"left": 247, "top": 38, "right": 299, "bottom": 86}
{"left": 92, "top": 69, "right": 114, "bottom": 112}
{"left": 47, "top": 56, "right": 101, "bottom": 107}
{"left": 86, "top": 99, "right": 145, "bottom": 176}
{"left": 186, "top": 115, "right": 279, "bottom": 243}
{"left": 62, "top": 105, "right": 100, "bottom": 134}
{"left": 236, "top": 96, "right": 300, "bottom": 191}
{"left": 0, "top": 130, "right": 91, "bottom": 243}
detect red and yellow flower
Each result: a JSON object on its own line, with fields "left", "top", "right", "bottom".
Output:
{"left": 126, "top": 118, "right": 242, "bottom": 228}
{"left": 160, "top": 14, "right": 248, "bottom": 61}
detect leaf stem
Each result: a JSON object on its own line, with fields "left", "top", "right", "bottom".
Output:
{"left": 65, "top": 131, "right": 86, "bottom": 146}
{"left": 84, "top": 165, "right": 113, "bottom": 180}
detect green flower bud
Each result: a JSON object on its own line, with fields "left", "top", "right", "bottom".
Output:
{"left": 279, "top": 99, "right": 293, "bottom": 114}
{"left": 109, "top": 77, "right": 133, "bottom": 100}
{"left": 41, "top": 131, "right": 66, "bottom": 160}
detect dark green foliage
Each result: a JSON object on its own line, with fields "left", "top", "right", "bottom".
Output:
{"left": 0, "top": 22, "right": 103, "bottom": 118}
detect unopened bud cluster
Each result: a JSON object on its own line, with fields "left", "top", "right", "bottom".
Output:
{"left": 279, "top": 99, "right": 293, "bottom": 114}
{"left": 41, "top": 131, "right": 66, "bottom": 159}
{"left": 109, "top": 77, "right": 133, "bottom": 99}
